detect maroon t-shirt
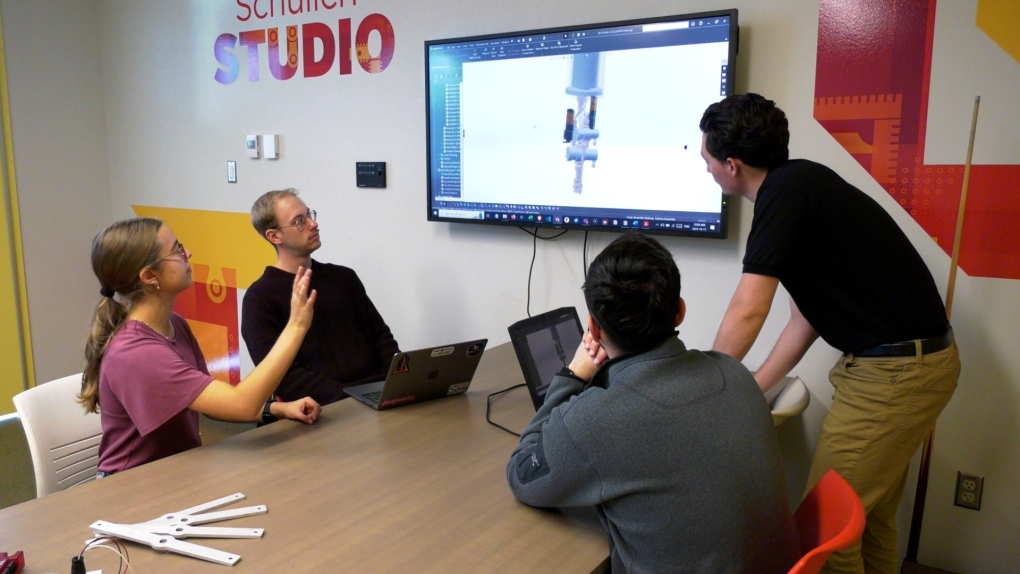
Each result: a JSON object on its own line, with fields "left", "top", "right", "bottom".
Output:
{"left": 97, "top": 314, "right": 215, "bottom": 473}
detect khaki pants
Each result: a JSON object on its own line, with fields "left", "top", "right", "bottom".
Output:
{"left": 806, "top": 342, "right": 960, "bottom": 574}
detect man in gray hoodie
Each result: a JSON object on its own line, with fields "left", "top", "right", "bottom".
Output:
{"left": 506, "top": 233, "right": 800, "bottom": 573}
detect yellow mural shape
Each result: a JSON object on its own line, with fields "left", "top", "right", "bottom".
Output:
{"left": 976, "top": 0, "right": 1020, "bottom": 63}
{"left": 131, "top": 205, "right": 275, "bottom": 290}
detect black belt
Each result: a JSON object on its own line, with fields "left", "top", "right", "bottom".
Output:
{"left": 852, "top": 328, "right": 953, "bottom": 358}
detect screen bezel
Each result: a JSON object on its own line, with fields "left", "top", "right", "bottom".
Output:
{"left": 508, "top": 306, "right": 585, "bottom": 409}
{"left": 424, "top": 9, "right": 739, "bottom": 239}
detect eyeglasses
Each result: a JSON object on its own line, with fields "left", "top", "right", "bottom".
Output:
{"left": 156, "top": 240, "right": 190, "bottom": 264}
{"left": 275, "top": 210, "right": 317, "bottom": 232}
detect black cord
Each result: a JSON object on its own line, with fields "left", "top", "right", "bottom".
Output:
{"left": 519, "top": 227, "right": 569, "bottom": 317}
{"left": 486, "top": 383, "right": 528, "bottom": 436}
{"left": 518, "top": 227, "right": 569, "bottom": 240}
{"left": 528, "top": 228, "right": 537, "bottom": 317}
{"left": 78, "top": 536, "right": 127, "bottom": 574}
{"left": 583, "top": 230, "right": 589, "bottom": 279}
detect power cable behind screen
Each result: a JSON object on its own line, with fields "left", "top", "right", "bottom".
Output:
{"left": 504, "top": 227, "right": 587, "bottom": 437}
{"left": 519, "top": 227, "right": 568, "bottom": 317}
{"left": 583, "top": 230, "right": 589, "bottom": 279}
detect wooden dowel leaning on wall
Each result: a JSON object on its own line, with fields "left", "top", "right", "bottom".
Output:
{"left": 905, "top": 95, "right": 980, "bottom": 564}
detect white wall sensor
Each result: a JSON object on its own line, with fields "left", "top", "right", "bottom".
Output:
{"left": 264, "top": 134, "right": 279, "bottom": 159}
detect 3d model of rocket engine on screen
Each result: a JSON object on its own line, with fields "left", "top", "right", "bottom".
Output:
{"left": 562, "top": 52, "right": 604, "bottom": 195}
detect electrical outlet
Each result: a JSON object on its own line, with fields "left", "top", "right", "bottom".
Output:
{"left": 954, "top": 471, "right": 984, "bottom": 510}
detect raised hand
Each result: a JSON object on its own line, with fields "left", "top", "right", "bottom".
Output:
{"left": 289, "top": 266, "right": 317, "bottom": 331}
{"left": 582, "top": 330, "right": 608, "bottom": 366}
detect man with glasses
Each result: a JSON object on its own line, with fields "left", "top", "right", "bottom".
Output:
{"left": 242, "top": 189, "right": 399, "bottom": 410}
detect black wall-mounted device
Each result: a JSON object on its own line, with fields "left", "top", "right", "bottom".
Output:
{"left": 356, "top": 162, "right": 387, "bottom": 188}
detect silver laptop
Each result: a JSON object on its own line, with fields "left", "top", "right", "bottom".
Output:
{"left": 343, "top": 339, "right": 488, "bottom": 410}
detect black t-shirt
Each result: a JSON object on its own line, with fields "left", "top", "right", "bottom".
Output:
{"left": 241, "top": 261, "right": 400, "bottom": 405}
{"left": 743, "top": 160, "right": 948, "bottom": 353}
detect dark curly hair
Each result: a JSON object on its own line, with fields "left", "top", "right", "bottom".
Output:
{"left": 583, "top": 233, "right": 681, "bottom": 354}
{"left": 700, "top": 93, "right": 789, "bottom": 169}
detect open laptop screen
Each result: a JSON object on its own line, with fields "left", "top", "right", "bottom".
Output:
{"left": 508, "top": 307, "right": 585, "bottom": 409}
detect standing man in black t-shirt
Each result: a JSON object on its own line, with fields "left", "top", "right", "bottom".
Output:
{"left": 701, "top": 93, "right": 960, "bottom": 574}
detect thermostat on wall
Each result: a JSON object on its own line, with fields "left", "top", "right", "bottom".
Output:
{"left": 246, "top": 134, "right": 261, "bottom": 158}
{"left": 356, "top": 162, "right": 386, "bottom": 188}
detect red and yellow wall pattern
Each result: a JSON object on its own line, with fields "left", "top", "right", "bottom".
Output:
{"left": 815, "top": 0, "right": 1020, "bottom": 279}
{"left": 132, "top": 206, "right": 276, "bottom": 385}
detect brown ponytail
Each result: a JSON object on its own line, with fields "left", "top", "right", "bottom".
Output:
{"left": 79, "top": 218, "right": 163, "bottom": 413}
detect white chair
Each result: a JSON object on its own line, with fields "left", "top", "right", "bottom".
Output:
{"left": 13, "top": 373, "right": 103, "bottom": 497}
{"left": 768, "top": 376, "right": 810, "bottom": 427}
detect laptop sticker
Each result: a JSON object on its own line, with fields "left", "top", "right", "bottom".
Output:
{"left": 447, "top": 382, "right": 470, "bottom": 395}
{"left": 431, "top": 346, "right": 455, "bottom": 357}
{"left": 466, "top": 342, "right": 485, "bottom": 357}
{"left": 392, "top": 354, "right": 410, "bottom": 374}
{"left": 381, "top": 396, "right": 416, "bottom": 408}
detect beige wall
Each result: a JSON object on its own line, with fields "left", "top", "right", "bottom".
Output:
{"left": 1, "top": 0, "right": 111, "bottom": 386}
{"left": 2, "top": 1, "right": 1017, "bottom": 572}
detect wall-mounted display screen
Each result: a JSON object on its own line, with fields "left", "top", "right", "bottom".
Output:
{"left": 425, "top": 10, "right": 738, "bottom": 238}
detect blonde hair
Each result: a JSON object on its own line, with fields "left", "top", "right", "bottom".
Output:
{"left": 251, "top": 188, "right": 299, "bottom": 241}
{"left": 79, "top": 218, "right": 164, "bottom": 413}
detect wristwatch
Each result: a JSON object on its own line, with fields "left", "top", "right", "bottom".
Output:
{"left": 261, "top": 397, "right": 278, "bottom": 424}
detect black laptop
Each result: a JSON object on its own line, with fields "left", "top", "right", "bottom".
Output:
{"left": 507, "top": 307, "right": 585, "bottom": 409}
{"left": 343, "top": 339, "right": 488, "bottom": 410}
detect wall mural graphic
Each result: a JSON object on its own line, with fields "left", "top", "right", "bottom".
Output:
{"left": 815, "top": 0, "right": 1020, "bottom": 279}
{"left": 132, "top": 206, "right": 275, "bottom": 384}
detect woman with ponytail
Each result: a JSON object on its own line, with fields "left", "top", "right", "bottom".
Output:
{"left": 81, "top": 218, "right": 321, "bottom": 475}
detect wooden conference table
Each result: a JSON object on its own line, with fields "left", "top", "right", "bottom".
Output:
{"left": 0, "top": 343, "right": 609, "bottom": 573}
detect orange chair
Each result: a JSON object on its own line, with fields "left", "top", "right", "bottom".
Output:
{"left": 789, "top": 469, "right": 866, "bottom": 574}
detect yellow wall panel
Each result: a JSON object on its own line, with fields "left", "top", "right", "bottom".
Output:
{"left": 131, "top": 205, "right": 274, "bottom": 290}
{"left": 976, "top": 0, "right": 1020, "bottom": 63}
